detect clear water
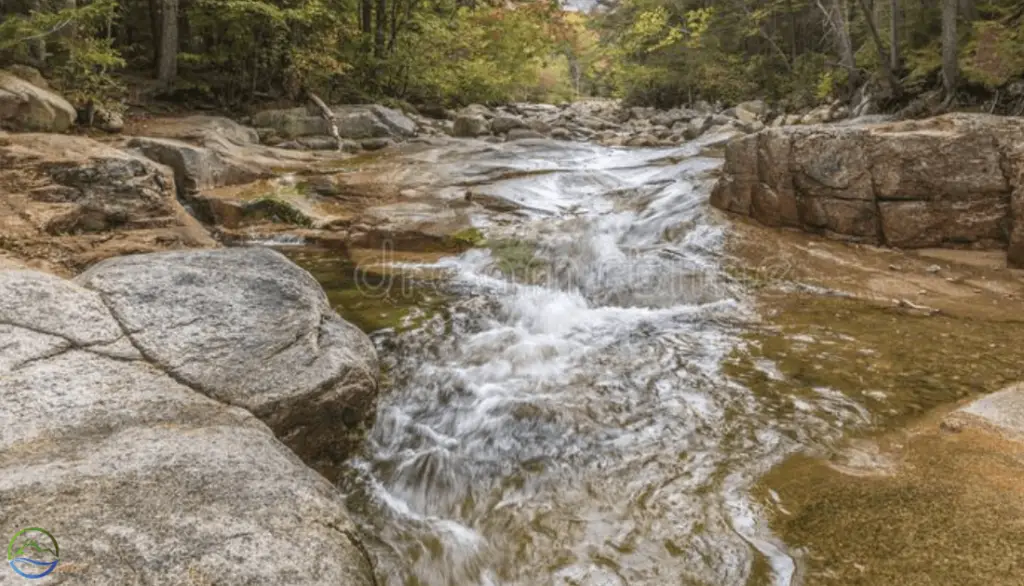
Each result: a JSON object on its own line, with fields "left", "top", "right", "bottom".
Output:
{"left": 313, "top": 139, "right": 811, "bottom": 586}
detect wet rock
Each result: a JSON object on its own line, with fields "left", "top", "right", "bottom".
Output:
{"left": 0, "top": 69, "right": 77, "bottom": 132}
{"left": 453, "top": 114, "right": 490, "bottom": 137}
{"left": 0, "top": 132, "right": 214, "bottom": 275}
{"left": 0, "top": 253, "right": 376, "bottom": 585}
{"left": 711, "top": 114, "right": 1024, "bottom": 265}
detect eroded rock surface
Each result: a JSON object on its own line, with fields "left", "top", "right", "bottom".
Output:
{"left": 0, "top": 248, "right": 378, "bottom": 585}
{"left": 0, "top": 132, "right": 215, "bottom": 275}
{"left": 710, "top": 114, "right": 1024, "bottom": 267}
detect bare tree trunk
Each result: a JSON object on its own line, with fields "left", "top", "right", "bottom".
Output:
{"left": 360, "top": 0, "right": 372, "bottom": 35}
{"left": 857, "top": 0, "right": 901, "bottom": 96}
{"left": 831, "top": 0, "right": 859, "bottom": 93}
{"left": 889, "top": 0, "right": 901, "bottom": 72}
{"left": 149, "top": 0, "right": 161, "bottom": 70}
{"left": 157, "top": 0, "right": 178, "bottom": 87}
{"left": 374, "top": 0, "right": 386, "bottom": 58}
{"left": 307, "top": 91, "right": 342, "bottom": 151}
{"left": 942, "top": 0, "right": 958, "bottom": 99}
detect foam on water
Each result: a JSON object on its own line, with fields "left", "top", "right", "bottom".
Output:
{"left": 342, "top": 141, "right": 801, "bottom": 586}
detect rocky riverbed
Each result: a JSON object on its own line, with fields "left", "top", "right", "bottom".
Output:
{"left": 2, "top": 64, "right": 1024, "bottom": 585}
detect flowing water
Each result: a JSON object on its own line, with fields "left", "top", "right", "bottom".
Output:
{"left": 278, "top": 139, "right": 1020, "bottom": 585}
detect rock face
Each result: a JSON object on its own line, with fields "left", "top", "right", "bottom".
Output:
{"left": 0, "top": 69, "right": 77, "bottom": 132}
{"left": 124, "top": 116, "right": 332, "bottom": 197}
{"left": 0, "top": 132, "right": 215, "bottom": 275}
{"left": 77, "top": 247, "right": 380, "bottom": 475}
{"left": 252, "top": 104, "right": 419, "bottom": 141}
{"left": 0, "top": 249, "right": 377, "bottom": 584}
{"left": 710, "top": 114, "right": 1024, "bottom": 268}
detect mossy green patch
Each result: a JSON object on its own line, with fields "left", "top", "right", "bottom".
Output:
{"left": 487, "top": 238, "right": 549, "bottom": 283}
{"left": 281, "top": 247, "right": 449, "bottom": 334}
{"left": 243, "top": 196, "right": 313, "bottom": 227}
{"left": 448, "top": 227, "right": 487, "bottom": 249}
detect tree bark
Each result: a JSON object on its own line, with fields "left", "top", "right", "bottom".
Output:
{"left": 856, "top": 0, "right": 901, "bottom": 96}
{"left": 889, "top": 0, "right": 901, "bottom": 72}
{"left": 831, "top": 0, "right": 859, "bottom": 93}
{"left": 942, "top": 0, "right": 958, "bottom": 98}
{"left": 360, "top": 0, "right": 372, "bottom": 35}
{"left": 307, "top": 91, "right": 342, "bottom": 151}
{"left": 157, "top": 0, "right": 178, "bottom": 87}
{"left": 374, "top": 0, "right": 386, "bottom": 58}
{"left": 149, "top": 0, "right": 161, "bottom": 70}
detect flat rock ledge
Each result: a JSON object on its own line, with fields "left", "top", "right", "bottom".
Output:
{"left": 0, "top": 247, "right": 378, "bottom": 585}
{"left": 710, "top": 113, "right": 1024, "bottom": 268}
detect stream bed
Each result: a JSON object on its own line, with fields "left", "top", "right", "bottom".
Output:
{"left": 279, "top": 139, "right": 1024, "bottom": 586}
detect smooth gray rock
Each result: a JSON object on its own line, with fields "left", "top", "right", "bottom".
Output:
{"left": 0, "top": 255, "right": 377, "bottom": 585}
{"left": 128, "top": 136, "right": 265, "bottom": 194}
{"left": 452, "top": 114, "right": 490, "bottom": 137}
{"left": 75, "top": 247, "right": 379, "bottom": 474}
{"left": 367, "top": 104, "right": 418, "bottom": 137}
{"left": 0, "top": 69, "right": 77, "bottom": 132}
{"left": 490, "top": 114, "right": 527, "bottom": 134}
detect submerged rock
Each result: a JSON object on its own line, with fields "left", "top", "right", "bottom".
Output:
{"left": 711, "top": 114, "right": 1024, "bottom": 267}
{"left": 0, "top": 249, "right": 377, "bottom": 584}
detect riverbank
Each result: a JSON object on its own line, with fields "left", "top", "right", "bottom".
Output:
{"left": 3, "top": 66, "right": 1024, "bottom": 584}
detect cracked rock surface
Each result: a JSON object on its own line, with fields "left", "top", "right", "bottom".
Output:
{"left": 0, "top": 247, "right": 378, "bottom": 585}
{"left": 710, "top": 113, "right": 1024, "bottom": 268}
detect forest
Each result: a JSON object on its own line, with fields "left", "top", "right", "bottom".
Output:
{"left": 2, "top": 0, "right": 1023, "bottom": 115}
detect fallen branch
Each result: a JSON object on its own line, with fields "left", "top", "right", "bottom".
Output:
{"left": 306, "top": 90, "right": 342, "bottom": 151}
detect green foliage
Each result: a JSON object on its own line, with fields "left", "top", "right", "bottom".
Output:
{"left": 962, "top": 20, "right": 1024, "bottom": 89}
{"left": 0, "top": 0, "right": 125, "bottom": 108}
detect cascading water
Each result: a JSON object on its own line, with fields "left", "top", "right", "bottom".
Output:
{"left": 334, "top": 139, "right": 807, "bottom": 586}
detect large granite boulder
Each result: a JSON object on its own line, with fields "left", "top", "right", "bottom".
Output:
{"left": 0, "top": 250, "right": 377, "bottom": 584}
{"left": 76, "top": 247, "right": 379, "bottom": 476}
{"left": 0, "top": 69, "right": 77, "bottom": 132}
{"left": 710, "top": 114, "right": 1024, "bottom": 267}
{"left": 0, "top": 132, "right": 215, "bottom": 275}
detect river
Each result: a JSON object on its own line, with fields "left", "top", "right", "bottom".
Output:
{"left": 278, "top": 138, "right": 1023, "bottom": 586}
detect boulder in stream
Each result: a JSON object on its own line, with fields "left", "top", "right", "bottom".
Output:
{"left": 0, "top": 248, "right": 377, "bottom": 584}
